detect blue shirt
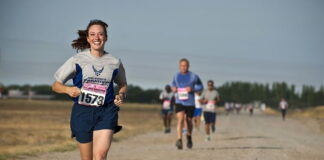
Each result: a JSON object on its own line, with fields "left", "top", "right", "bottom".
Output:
{"left": 171, "top": 71, "right": 203, "bottom": 106}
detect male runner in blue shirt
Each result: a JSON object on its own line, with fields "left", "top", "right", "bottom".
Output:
{"left": 171, "top": 58, "right": 203, "bottom": 149}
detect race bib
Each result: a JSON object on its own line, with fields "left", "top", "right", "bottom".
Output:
{"left": 78, "top": 83, "right": 107, "bottom": 106}
{"left": 162, "top": 100, "right": 171, "bottom": 109}
{"left": 206, "top": 100, "right": 216, "bottom": 110}
{"left": 177, "top": 88, "right": 189, "bottom": 100}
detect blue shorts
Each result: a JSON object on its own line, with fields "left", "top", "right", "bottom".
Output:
{"left": 160, "top": 109, "right": 173, "bottom": 115}
{"left": 193, "top": 108, "right": 202, "bottom": 117}
{"left": 204, "top": 112, "right": 216, "bottom": 124}
{"left": 70, "top": 103, "right": 119, "bottom": 143}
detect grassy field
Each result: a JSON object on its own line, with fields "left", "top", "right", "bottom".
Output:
{"left": 2, "top": 99, "right": 322, "bottom": 160}
{"left": 0, "top": 99, "right": 161, "bottom": 160}
{"left": 289, "top": 106, "right": 324, "bottom": 133}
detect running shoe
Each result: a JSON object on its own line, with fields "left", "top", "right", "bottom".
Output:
{"left": 186, "top": 135, "right": 193, "bottom": 149}
{"left": 205, "top": 136, "right": 211, "bottom": 142}
{"left": 166, "top": 128, "right": 171, "bottom": 133}
{"left": 176, "top": 139, "right": 183, "bottom": 150}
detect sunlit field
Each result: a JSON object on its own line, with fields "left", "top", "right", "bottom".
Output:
{"left": 0, "top": 99, "right": 161, "bottom": 160}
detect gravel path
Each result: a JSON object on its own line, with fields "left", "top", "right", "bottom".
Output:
{"left": 22, "top": 110, "right": 324, "bottom": 160}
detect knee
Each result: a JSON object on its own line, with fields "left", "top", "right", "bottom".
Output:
{"left": 93, "top": 150, "right": 108, "bottom": 160}
{"left": 177, "top": 118, "right": 184, "bottom": 123}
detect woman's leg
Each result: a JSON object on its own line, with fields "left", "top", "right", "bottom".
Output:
{"left": 93, "top": 129, "right": 114, "bottom": 160}
{"left": 78, "top": 142, "right": 93, "bottom": 160}
{"left": 205, "top": 123, "right": 211, "bottom": 135}
{"left": 167, "top": 113, "right": 173, "bottom": 129}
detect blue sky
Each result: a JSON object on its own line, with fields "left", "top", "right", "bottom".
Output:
{"left": 0, "top": 0, "right": 323, "bottom": 90}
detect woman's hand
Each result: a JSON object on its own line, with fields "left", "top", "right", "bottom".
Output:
{"left": 114, "top": 94, "right": 124, "bottom": 107}
{"left": 52, "top": 81, "right": 80, "bottom": 97}
{"left": 67, "top": 87, "right": 81, "bottom": 97}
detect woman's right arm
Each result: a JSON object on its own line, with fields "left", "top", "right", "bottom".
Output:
{"left": 52, "top": 81, "right": 80, "bottom": 98}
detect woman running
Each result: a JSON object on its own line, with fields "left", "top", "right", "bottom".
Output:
{"left": 52, "top": 19, "right": 127, "bottom": 160}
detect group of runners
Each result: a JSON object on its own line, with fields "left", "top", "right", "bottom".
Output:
{"left": 52, "top": 19, "right": 290, "bottom": 159}
{"left": 224, "top": 102, "right": 256, "bottom": 116}
{"left": 224, "top": 100, "right": 286, "bottom": 119}
{"left": 51, "top": 19, "right": 221, "bottom": 159}
{"left": 159, "top": 58, "right": 221, "bottom": 149}
{"left": 158, "top": 60, "right": 289, "bottom": 149}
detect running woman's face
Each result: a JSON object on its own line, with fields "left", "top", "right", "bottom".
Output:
{"left": 208, "top": 82, "right": 214, "bottom": 90}
{"left": 87, "top": 24, "right": 107, "bottom": 51}
{"left": 179, "top": 61, "right": 189, "bottom": 74}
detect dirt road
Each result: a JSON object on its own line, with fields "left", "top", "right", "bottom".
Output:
{"left": 23, "top": 110, "right": 324, "bottom": 160}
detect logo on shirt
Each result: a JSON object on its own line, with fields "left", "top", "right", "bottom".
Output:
{"left": 92, "top": 65, "right": 104, "bottom": 76}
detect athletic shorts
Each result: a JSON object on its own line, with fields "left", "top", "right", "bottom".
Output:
{"left": 193, "top": 108, "right": 202, "bottom": 117}
{"left": 204, "top": 112, "right": 216, "bottom": 124}
{"left": 281, "top": 109, "right": 287, "bottom": 115}
{"left": 161, "top": 109, "right": 173, "bottom": 115}
{"left": 175, "top": 104, "right": 195, "bottom": 118}
{"left": 70, "top": 103, "right": 119, "bottom": 143}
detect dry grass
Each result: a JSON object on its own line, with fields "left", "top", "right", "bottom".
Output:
{"left": 0, "top": 99, "right": 161, "bottom": 160}
{"left": 289, "top": 106, "right": 324, "bottom": 133}
{"left": 289, "top": 106, "right": 324, "bottom": 119}
{"left": 264, "top": 105, "right": 324, "bottom": 134}
{"left": 264, "top": 107, "right": 279, "bottom": 115}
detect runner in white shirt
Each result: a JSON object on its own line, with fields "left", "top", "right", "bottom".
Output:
{"left": 279, "top": 98, "right": 288, "bottom": 121}
{"left": 159, "top": 85, "right": 174, "bottom": 133}
{"left": 200, "top": 80, "right": 220, "bottom": 141}
{"left": 225, "top": 102, "right": 230, "bottom": 115}
{"left": 193, "top": 92, "right": 203, "bottom": 131}
{"left": 235, "top": 103, "right": 242, "bottom": 115}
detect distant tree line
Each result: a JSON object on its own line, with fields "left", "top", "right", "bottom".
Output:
{"left": 1, "top": 82, "right": 323, "bottom": 108}
{"left": 0, "top": 84, "right": 161, "bottom": 103}
{"left": 217, "top": 82, "right": 324, "bottom": 109}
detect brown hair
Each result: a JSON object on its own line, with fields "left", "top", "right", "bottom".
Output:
{"left": 207, "top": 80, "right": 214, "bottom": 85}
{"left": 71, "top": 19, "right": 108, "bottom": 52}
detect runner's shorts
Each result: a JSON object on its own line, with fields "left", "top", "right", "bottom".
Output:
{"left": 70, "top": 103, "right": 119, "bottom": 143}
{"left": 175, "top": 104, "right": 195, "bottom": 118}
{"left": 160, "top": 109, "right": 173, "bottom": 115}
{"left": 204, "top": 112, "right": 216, "bottom": 124}
{"left": 193, "top": 108, "right": 202, "bottom": 117}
